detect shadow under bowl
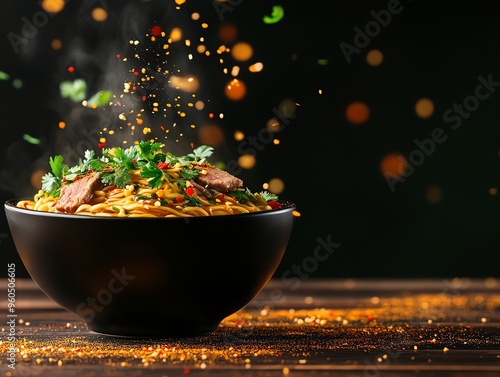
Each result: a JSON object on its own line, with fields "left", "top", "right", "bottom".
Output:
{"left": 4, "top": 199, "right": 296, "bottom": 337}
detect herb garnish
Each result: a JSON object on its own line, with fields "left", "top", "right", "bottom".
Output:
{"left": 40, "top": 141, "right": 279, "bottom": 208}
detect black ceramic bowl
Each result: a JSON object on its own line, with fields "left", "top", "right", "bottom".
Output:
{"left": 4, "top": 199, "right": 296, "bottom": 337}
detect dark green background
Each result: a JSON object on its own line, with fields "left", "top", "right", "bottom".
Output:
{"left": 1, "top": 0, "right": 499, "bottom": 279}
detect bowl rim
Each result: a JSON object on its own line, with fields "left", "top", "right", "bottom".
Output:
{"left": 4, "top": 198, "right": 297, "bottom": 221}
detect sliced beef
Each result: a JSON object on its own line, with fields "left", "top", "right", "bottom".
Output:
{"left": 55, "top": 172, "right": 103, "bottom": 213}
{"left": 194, "top": 165, "right": 243, "bottom": 193}
{"left": 189, "top": 180, "right": 216, "bottom": 199}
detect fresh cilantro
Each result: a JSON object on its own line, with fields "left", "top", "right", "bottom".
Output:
{"left": 227, "top": 189, "right": 251, "bottom": 204}
{"left": 227, "top": 188, "right": 278, "bottom": 205}
{"left": 183, "top": 193, "right": 203, "bottom": 207}
{"left": 41, "top": 155, "right": 68, "bottom": 196}
{"left": 187, "top": 145, "right": 214, "bottom": 162}
{"left": 138, "top": 140, "right": 163, "bottom": 161}
{"left": 140, "top": 162, "right": 164, "bottom": 189}
{"left": 41, "top": 173, "right": 61, "bottom": 197}
{"left": 49, "top": 155, "right": 67, "bottom": 178}
{"left": 179, "top": 169, "right": 199, "bottom": 180}
{"left": 258, "top": 191, "right": 279, "bottom": 202}
{"left": 100, "top": 164, "right": 131, "bottom": 187}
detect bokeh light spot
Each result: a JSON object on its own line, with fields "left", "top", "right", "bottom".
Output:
{"left": 268, "top": 178, "right": 285, "bottom": 195}
{"left": 231, "top": 42, "right": 253, "bottom": 62}
{"left": 234, "top": 130, "right": 245, "bottom": 141}
{"left": 238, "top": 154, "right": 256, "bottom": 170}
{"left": 380, "top": 153, "right": 407, "bottom": 178}
{"left": 91, "top": 7, "right": 108, "bottom": 22}
{"left": 426, "top": 185, "right": 443, "bottom": 204}
{"left": 279, "top": 99, "right": 297, "bottom": 118}
{"left": 41, "top": 0, "right": 65, "bottom": 13}
{"left": 51, "top": 39, "right": 62, "bottom": 50}
{"left": 169, "top": 28, "right": 183, "bottom": 42}
{"left": 198, "top": 124, "right": 225, "bottom": 147}
{"left": 415, "top": 98, "right": 434, "bottom": 119}
{"left": 366, "top": 49, "right": 384, "bottom": 66}
{"left": 225, "top": 79, "right": 247, "bottom": 101}
{"left": 266, "top": 117, "right": 281, "bottom": 133}
{"left": 489, "top": 187, "right": 497, "bottom": 196}
{"left": 346, "top": 102, "right": 370, "bottom": 125}
{"left": 195, "top": 100, "right": 205, "bottom": 110}
{"left": 219, "top": 23, "right": 238, "bottom": 43}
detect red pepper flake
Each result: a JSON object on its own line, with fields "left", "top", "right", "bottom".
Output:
{"left": 142, "top": 96, "right": 147, "bottom": 102}
{"left": 175, "top": 197, "right": 183, "bottom": 203}
{"left": 116, "top": 53, "right": 121, "bottom": 59}
{"left": 268, "top": 201, "right": 281, "bottom": 209}
{"left": 185, "top": 187, "right": 195, "bottom": 197}
{"left": 190, "top": 142, "right": 194, "bottom": 149}
{"left": 367, "top": 315, "right": 375, "bottom": 322}
{"left": 156, "top": 162, "right": 170, "bottom": 170}
{"left": 150, "top": 25, "right": 163, "bottom": 37}
{"left": 134, "top": 71, "right": 140, "bottom": 76}
{"left": 23, "top": 202, "right": 28, "bottom": 209}
{"left": 67, "top": 66, "right": 75, "bottom": 73}
{"left": 132, "top": 159, "right": 137, "bottom": 164}
{"left": 98, "top": 142, "right": 106, "bottom": 149}
{"left": 108, "top": 185, "right": 116, "bottom": 192}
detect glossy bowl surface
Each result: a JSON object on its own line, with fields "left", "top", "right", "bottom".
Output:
{"left": 4, "top": 199, "right": 296, "bottom": 337}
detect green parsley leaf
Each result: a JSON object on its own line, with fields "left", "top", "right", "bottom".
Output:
{"left": 41, "top": 173, "right": 61, "bottom": 197}
{"left": 49, "top": 155, "right": 67, "bottom": 178}
{"left": 258, "top": 191, "right": 279, "bottom": 202}
{"left": 179, "top": 169, "right": 199, "bottom": 180}
{"left": 140, "top": 162, "right": 164, "bottom": 189}
{"left": 187, "top": 145, "right": 214, "bottom": 162}
{"left": 100, "top": 165, "right": 131, "bottom": 188}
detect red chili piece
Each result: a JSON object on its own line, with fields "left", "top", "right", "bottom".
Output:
{"left": 150, "top": 25, "right": 162, "bottom": 36}
{"left": 268, "top": 201, "right": 281, "bottom": 209}
{"left": 156, "top": 162, "right": 170, "bottom": 170}
{"left": 185, "top": 187, "right": 195, "bottom": 197}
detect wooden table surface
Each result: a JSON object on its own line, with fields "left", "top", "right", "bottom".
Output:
{"left": 1, "top": 277, "right": 499, "bottom": 376}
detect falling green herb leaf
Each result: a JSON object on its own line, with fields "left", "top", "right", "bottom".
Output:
{"left": 23, "top": 134, "right": 41, "bottom": 145}
{"left": 12, "top": 79, "right": 23, "bottom": 89}
{"left": 0, "top": 71, "right": 10, "bottom": 81}
{"left": 263, "top": 5, "right": 284, "bottom": 24}
{"left": 60, "top": 79, "right": 87, "bottom": 102}
{"left": 86, "top": 90, "right": 113, "bottom": 107}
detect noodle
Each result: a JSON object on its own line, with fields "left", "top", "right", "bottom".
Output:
{"left": 17, "top": 142, "right": 281, "bottom": 218}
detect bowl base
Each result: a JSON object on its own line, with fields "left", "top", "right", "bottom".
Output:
{"left": 87, "top": 322, "right": 221, "bottom": 338}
